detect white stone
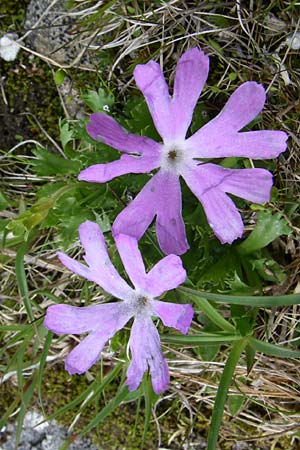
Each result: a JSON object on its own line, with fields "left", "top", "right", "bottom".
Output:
{"left": 286, "top": 32, "right": 300, "bottom": 50}
{"left": 0, "top": 34, "right": 20, "bottom": 61}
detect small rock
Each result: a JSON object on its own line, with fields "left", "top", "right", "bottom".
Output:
{"left": 0, "top": 410, "right": 99, "bottom": 450}
{"left": 0, "top": 34, "right": 20, "bottom": 62}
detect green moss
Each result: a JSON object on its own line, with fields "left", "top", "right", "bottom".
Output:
{"left": 40, "top": 366, "right": 155, "bottom": 448}
{"left": 0, "top": 0, "right": 30, "bottom": 31}
{"left": 1, "top": 56, "right": 63, "bottom": 151}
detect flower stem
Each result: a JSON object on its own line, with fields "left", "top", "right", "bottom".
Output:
{"left": 207, "top": 338, "right": 248, "bottom": 450}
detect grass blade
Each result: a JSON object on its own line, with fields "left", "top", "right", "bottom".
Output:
{"left": 15, "top": 241, "right": 34, "bottom": 322}
{"left": 79, "top": 385, "right": 130, "bottom": 437}
{"left": 142, "top": 376, "right": 155, "bottom": 448}
{"left": 37, "top": 331, "right": 53, "bottom": 415}
{"left": 43, "top": 362, "right": 122, "bottom": 423}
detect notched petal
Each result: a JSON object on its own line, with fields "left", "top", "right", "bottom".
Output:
{"left": 153, "top": 301, "right": 194, "bottom": 334}
{"left": 126, "top": 318, "right": 170, "bottom": 394}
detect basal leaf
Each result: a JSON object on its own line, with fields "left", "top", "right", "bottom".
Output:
{"left": 238, "top": 210, "right": 291, "bottom": 255}
{"left": 180, "top": 286, "right": 300, "bottom": 307}
{"left": 59, "top": 118, "right": 74, "bottom": 149}
{"left": 31, "top": 147, "right": 80, "bottom": 176}
{"left": 248, "top": 338, "right": 300, "bottom": 358}
{"left": 228, "top": 394, "right": 245, "bottom": 415}
{"left": 0, "top": 191, "right": 9, "bottom": 210}
{"left": 82, "top": 88, "right": 114, "bottom": 113}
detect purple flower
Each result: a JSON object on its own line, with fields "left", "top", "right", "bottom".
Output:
{"left": 44, "top": 220, "right": 193, "bottom": 394}
{"left": 79, "top": 47, "right": 288, "bottom": 254}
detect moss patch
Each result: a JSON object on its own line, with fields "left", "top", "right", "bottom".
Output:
{"left": 0, "top": 55, "right": 63, "bottom": 151}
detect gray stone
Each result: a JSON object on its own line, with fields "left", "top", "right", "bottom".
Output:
{"left": 0, "top": 411, "right": 99, "bottom": 450}
{"left": 24, "top": 0, "right": 94, "bottom": 66}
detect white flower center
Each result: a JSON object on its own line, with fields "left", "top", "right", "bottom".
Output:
{"left": 124, "top": 288, "right": 154, "bottom": 318}
{"left": 160, "top": 142, "right": 188, "bottom": 175}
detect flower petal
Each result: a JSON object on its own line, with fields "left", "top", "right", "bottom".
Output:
{"left": 86, "top": 112, "right": 160, "bottom": 155}
{"left": 200, "top": 189, "right": 244, "bottom": 244}
{"left": 182, "top": 163, "right": 274, "bottom": 243}
{"left": 155, "top": 172, "right": 189, "bottom": 255}
{"left": 134, "top": 48, "right": 209, "bottom": 142}
{"left": 112, "top": 176, "right": 157, "bottom": 242}
{"left": 134, "top": 60, "right": 172, "bottom": 141}
{"left": 145, "top": 255, "right": 186, "bottom": 297}
{"left": 65, "top": 331, "right": 105, "bottom": 374}
{"left": 171, "top": 47, "right": 209, "bottom": 140}
{"left": 153, "top": 300, "right": 194, "bottom": 334}
{"left": 112, "top": 171, "right": 189, "bottom": 256}
{"left": 185, "top": 163, "right": 273, "bottom": 203}
{"left": 212, "top": 81, "right": 266, "bottom": 131}
{"left": 114, "top": 234, "right": 147, "bottom": 291}
{"left": 182, "top": 165, "right": 244, "bottom": 244}
{"left": 213, "top": 166, "right": 273, "bottom": 203}
{"left": 188, "top": 129, "right": 288, "bottom": 160}
{"left": 126, "top": 317, "right": 169, "bottom": 394}
{"left": 44, "top": 303, "right": 118, "bottom": 334}
{"left": 63, "top": 303, "right": 132, "bottom": 375}
{"left": 188, "top": 82, "right": 266, "bottom": 154}
{"left": 78, "top": 153, "right": 160, "bottom": 183}
{"left": 58, "top": 221, "right": 132, "bottom": 300}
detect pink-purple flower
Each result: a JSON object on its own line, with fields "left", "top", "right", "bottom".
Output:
{"left": 44, "top": 220, "right": 193, "bottom": 394}
{"left": 79, "top": 47, "right": 288, "bottom": 255}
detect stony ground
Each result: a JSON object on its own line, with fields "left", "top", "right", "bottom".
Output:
{"left": 0, "top": 411, "right": 99, "bottom": 450}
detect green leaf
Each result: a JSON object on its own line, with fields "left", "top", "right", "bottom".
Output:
{"left": 180, "top": 286, "right": 300, "bottom": 307}
{"left": 238, "top": 210, "right": 291, "bottom": 255}
{"left": 0, "top": 395, "right": 21, "bottom": 430}
{"left": 15, "top": 240, "right": 34, "bottom": 322}
{"left": 228, "top": 394, "right": 244, "bottom": 415}
{"left": 0, "top": 191, "right": 9, "bottom": 210}
{"left": 228, "top": 72, "right": 237, "bottom": 81}
{"left": 0, "top": 324, "right": 31, "bottom": 332}
{"left": 94, "top": 210, "right": 111, "bottom": 233}
{"left": 248, "top": 338, "right": 300, "bottom": 358}
{"left": 162, "top": 333, "right": 241, "bottom": 345}
{"left": 7, "top": 198, "right": 55, "bottom": 239}
{"left": 79, "top": 385, "right": 130, "bottom": 437}
{"left": 226, "top": 272, "right": 256, "bottom": 296}
{"left": 250, "top": 257, "right": 286, "bottom": 283}
{"left": 207, "top": 338, "right": 248, "bottom": 450}
{"left": 199, "top": 250, "right": 240, "bottom": 285}
{"left": 142, "top": 376, "right": 156, "bottom": 447}
{"left": 37, "top": 331, "right": 53, "bottom": 415}
{"left": 16, "top": 374, "right": 38, "bottom": 447}
{"left": 123, "top": 97, "right": 160, "bottom": 140}
{"left": 179, "top": 289, "right": 235, "bottom": 333}
{"left": 245, "top": 344, "right": 256, "bottom": 374}
{"left": 30, "top": 147, "right": 80, "bottom": 176}
{"left": 231, "top": 305, "right": 254, "bottom": 336}
{"left": 197, "top": 344, "right": 220, "bottom": 361}
{"left": 54, "top": 69, "right": 66, "bottom": 85}
{"left": 82, "top": 88, "right": 114, "bottom": 112}
{"left": 7, "top": 186, "right": 74, "bottom": 239}
{"left": 59, "top": 119, "right": 74, "bottom": 149}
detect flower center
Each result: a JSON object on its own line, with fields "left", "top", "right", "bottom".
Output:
{"left": 138, "top": 296, "right": 148, "bottom": 306}
{"left": 168, "top": 149, "right": 178, "bottom": 160}
{"left": 160, "top": 142, "right": 186, "bottom": 175}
